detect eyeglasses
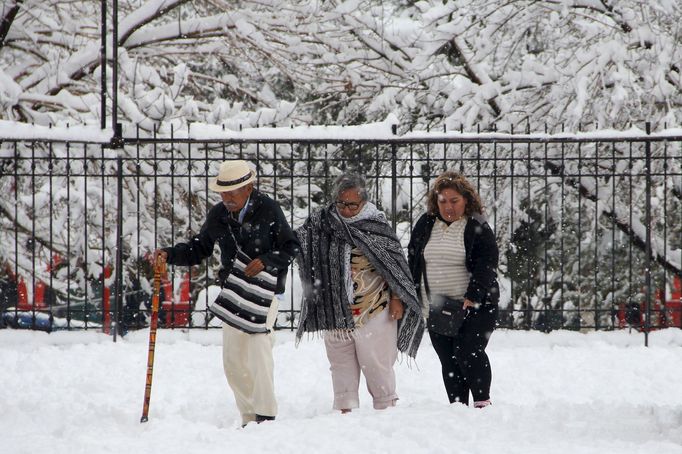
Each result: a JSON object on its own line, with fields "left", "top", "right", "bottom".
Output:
{"left": 335, "top": 200, "right": 361, "bottom": 210}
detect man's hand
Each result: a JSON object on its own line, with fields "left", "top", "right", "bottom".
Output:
{"left": 244, "top": 258, "right": 265, "bottom": 277}
{"left": 153, "top": 249, "right": 168, "bottom": 265}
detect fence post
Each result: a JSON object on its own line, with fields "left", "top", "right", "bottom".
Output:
{"left": 391, "top": 124, "right": 397, "bottom": 230}
{"left": 644, "top": 122, "right": 652, "bottom": 346}
{"left": 113, "top": 156, "right": 124, "bottom": 341}
{"left": 112, "top": 0, "right": 119, "bottom": 130}
{"left": 100, "top": 0, "right": 106, "bottom": 130}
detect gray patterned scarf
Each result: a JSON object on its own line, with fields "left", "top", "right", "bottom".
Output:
{"left": 295, "top": 202, "right": 425, "bottom": 358}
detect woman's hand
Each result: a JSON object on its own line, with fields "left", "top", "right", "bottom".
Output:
{"left": 389, "top": 297, "right": 404, "bottom": 320}
{"left": 463, "top": 298, "right": 477, "bottom": 309}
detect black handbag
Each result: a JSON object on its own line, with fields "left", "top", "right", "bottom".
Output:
{"left": 424, "top": 268, "right": 467, "bottom": 337}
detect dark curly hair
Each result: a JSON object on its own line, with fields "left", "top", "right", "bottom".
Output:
{"left": 426, "top": 172, "right": 484, "bottom": 216}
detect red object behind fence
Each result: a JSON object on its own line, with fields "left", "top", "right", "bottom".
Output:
{"left": 616, "top": 276, "right": 682, "bottom": 329}
{"left": 162, "top": 272, "right": 191, "bottom": 327}
{"left": 102, "top": 265, "right": 112, "bottom": 334}
{"left": 666, "top": 276, "right": 682, "bottom": 328}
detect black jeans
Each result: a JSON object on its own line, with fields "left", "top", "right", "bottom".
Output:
{"left": 429, "top": 304, "right": 498, "bottom": 405}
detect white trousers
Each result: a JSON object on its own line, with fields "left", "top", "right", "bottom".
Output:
{"left": 221, "top": 297, "right": 279, "bottom": 425}
{"left": 324, "top": 309, "right": 399, "bottom": 410}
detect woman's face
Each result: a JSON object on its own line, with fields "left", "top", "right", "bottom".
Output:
{"left": 335, "top": 188, "right": 365, "bottom": 218}
{"left": 436, "top": 188, "right": 467, "bottom": 222}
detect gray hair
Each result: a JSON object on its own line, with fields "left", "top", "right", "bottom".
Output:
{"left": 332, "top": 174, "right": 369, "bottom": 201}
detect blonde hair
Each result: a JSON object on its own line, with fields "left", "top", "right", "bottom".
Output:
{"left": 426, "top": 172, "right": 484, "bottom": 216}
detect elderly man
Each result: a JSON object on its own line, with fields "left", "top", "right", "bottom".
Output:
{"left": 155, "top": 160, "right": 299, "bottom": 426}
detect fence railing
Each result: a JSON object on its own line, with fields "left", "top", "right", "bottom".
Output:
{"left": 1, "top": 124, "right": 681, "bottom": 342}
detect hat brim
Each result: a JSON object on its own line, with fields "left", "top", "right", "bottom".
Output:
{"left": 208, "top": 172, "right": 256, "bottom": 192}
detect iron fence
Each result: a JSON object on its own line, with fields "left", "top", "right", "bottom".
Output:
{"left": 1, "top": 126, "right": 681, "bottom": 342}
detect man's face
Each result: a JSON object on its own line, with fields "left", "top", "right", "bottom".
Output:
{"left": 220, "top": 184, "right": 253, "bottom": 212}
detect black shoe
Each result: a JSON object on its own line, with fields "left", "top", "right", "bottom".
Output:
{"left": 255, "top": 414, "right": 275, "bottom": 423}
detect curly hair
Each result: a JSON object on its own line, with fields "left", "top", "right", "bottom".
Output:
{"left": 426, "top": 172, "right": 484, "bottom": 216}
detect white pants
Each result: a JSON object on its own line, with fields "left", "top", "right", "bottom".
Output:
{"left": 324, "top": 309, "right": 399, "bottom": 410}
{"left": 222, "top": 297, "right": 279, "bottom": 425}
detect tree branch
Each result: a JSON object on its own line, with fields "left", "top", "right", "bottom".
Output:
{"left": 0, "top": 0, "right": 22, "bottom": 50}
{"left": 545, "top": 160, "right": 681, "bottom": 276}
{"left": 118, "top": 0, "right": 192, "bottom": 45}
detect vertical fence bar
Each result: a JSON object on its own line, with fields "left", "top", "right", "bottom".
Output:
{"left": 543, "top": 127, "right": 550, "bottom": 331}
{"left": 627, "top": 141, "right": 633, "bottom": 330}
{"left": 610, "top": 142, "right": 617, "bottom": 329}
{"left": 202, "top": 143, "right": 210, "bottom": 328}
{"left": 135, "top": 126, "right": 142, "bottom": 330}
{"left": 274, "top": 142, "right": 278, "bottom": 203}
{"left": 111, "top": 0, "right": 118, "bottom": 131}
{"left": 525, "top": 134, "right": 532, "bottom": 328}
{"left": 594, "top": 141, "right": 599, "bottom": 329}
{"left": 509, "top": 126, "right": 515, "bottom": 327}
{"left": 289, "top": 141, "right": 295, "bottom": 330}
{"left": 644, "top": 122, "right": 652, "bottom": 346}
{"left": 492, "top": 132, "right": 500, "bottom": 323}
{"left": 13, "top": 143, "right": 19, "bottom": 326}
{"left": 84, "top": 146, "right": 90, "bottom": 329}
{"left": 273, "top": 142, "right": 279, "bottom": 329}
{"left": 391, "top": 125, "right": 397, "bottom": 230}
{"left": 169, "top": 125, "right": 175, "bottom": 329}
{"left": 100, "top": 0, "right": 106, "bottom": 130}
{"left": 186, "top": 136, "right": 192, "bottom": 328}
{"left": 66, "top": 144, "right": 72, "bottom": 329}
{"left": 48, "top": 142, "right": 54, "bottom": 330}
{"left": 374, "top": 143, "right": 380, "bottom": 211}
{"left": 476, "top": 125, "right": 481, "bottom": 194}
{"left": 408, "top": 141, "right": 414, "bottom": 229}
{"left": 30, "top": 142, "right": 36, "bottom": 328}
{"left": 577, "top": 137, "right": 583, "bottom": 328}
{"left": 153, "top": 126, "right": 159, "bottom": 328}
{"left": 661, "top": 138, "right": 669, "bottom": 328}
{"left": 114, "top": 156, "right": 124, "bottom": 341}
{"left": 101, "top": 146, "right": 107, "bottom": 334}
{"left": 560, "top": 132, "right": 565, "bottom": 328}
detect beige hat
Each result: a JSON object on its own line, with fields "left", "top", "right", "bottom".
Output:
{"left": 208, "top": 160, "right": 256, "bottom": 192}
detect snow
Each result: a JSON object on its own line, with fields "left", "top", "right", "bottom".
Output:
{"left": 0, "top": 120, "right": 112, "bottom": 143}
{"left": 2, "top": 328, "right": 681, "bottom": 454}
{"left": 1, "top": 118, "right": 681, "bottom": 143}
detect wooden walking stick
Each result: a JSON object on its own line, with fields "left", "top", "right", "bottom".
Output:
{"left": 140, "top": 255, "right": 166, "bottom": 423}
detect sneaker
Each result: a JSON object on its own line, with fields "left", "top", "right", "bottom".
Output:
{"left": 473, "top": 399, "right": 491, "bottom": 408}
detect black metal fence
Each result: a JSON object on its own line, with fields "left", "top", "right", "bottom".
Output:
{"left": 1, "top": 126, "right": 681, "bottom": 341}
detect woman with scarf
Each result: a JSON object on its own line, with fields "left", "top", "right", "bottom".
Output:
{"left": 296, "top": 174, "right": 424, "bottom": 413}
{"left": 408, "top": 171, "right": 499, "bottom": 408}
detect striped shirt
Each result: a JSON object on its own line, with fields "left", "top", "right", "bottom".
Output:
{"left": 421, "top": 217, "right": 470, "bottom": 315}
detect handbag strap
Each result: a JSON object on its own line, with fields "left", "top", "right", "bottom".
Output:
{"left": 422, "top": 258, "right": 433, "bottom": 301}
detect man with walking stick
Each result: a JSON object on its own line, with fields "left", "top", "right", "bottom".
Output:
{"left": 154, "top": 160, "right": 299, "bottom": 426}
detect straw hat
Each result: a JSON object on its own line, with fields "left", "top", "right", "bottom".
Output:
{"left": 208, "top": 160, "right": 256, "bottom": 192}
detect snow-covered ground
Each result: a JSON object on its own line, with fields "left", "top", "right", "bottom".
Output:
{"left": 2, "top": 328, "right": 681, "bottom": 454}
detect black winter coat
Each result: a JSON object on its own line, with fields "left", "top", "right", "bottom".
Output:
{"left": 407, "top": 213, "right": 500, "bottom": 306}
{"left": 163, "top": 190, "right": 300, "bottom": 294}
